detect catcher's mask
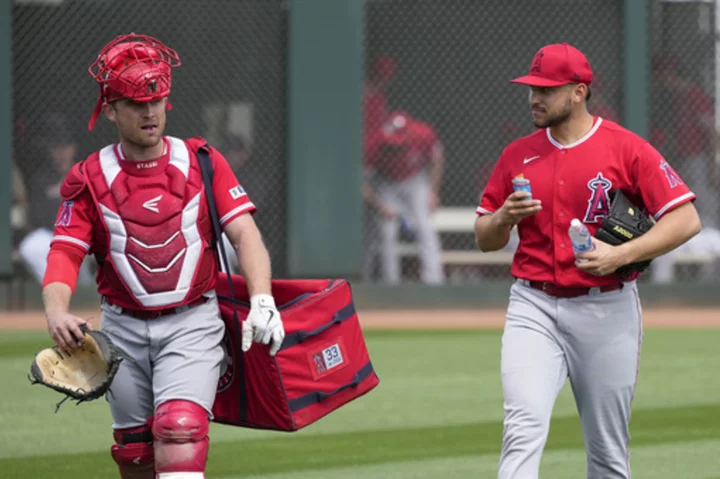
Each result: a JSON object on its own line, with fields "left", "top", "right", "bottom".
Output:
{"left": 87, "top": 33, "right": 181, "bottom": 131}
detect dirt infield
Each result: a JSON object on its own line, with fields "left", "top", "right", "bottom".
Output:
{"left": 2, "top": 307, "right": 719, "bottom": 331}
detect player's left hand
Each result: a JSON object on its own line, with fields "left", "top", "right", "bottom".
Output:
{"left": 243, "top": 294, "right": 285, "bottom": 356}
{"left": 575, "top": 237, "right": 628, "bottom": 276}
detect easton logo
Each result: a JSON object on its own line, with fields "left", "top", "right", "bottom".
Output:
{"left": 583, "top": 173, "right": 613, "bottom": 223}
{"left": 142, "top": 195, "right": 162, "bottom": 214}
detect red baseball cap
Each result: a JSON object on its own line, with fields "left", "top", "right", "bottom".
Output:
{"left": 510, "top": 43, "right": 593, "bottom": 87}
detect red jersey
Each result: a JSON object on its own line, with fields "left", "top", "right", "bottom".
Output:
{"left": 477, "top": 117, "right": 695, "bottom": 287}
{"left": 50, "top": 136, "right": 256, "bottom": 308}
{"left": 367, "top": 118, "right": 442, "bottom": 181}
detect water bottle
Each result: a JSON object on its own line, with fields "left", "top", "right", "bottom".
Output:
{"left": 568, "top": 218, "right": 594, "bottom": 261}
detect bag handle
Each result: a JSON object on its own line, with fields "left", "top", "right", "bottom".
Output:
{"left": 287, "top": 361, "right": 376, "bottom": 412}
{"left": 197, "top": 145, "right": 236, "bottom": 297}
{"left": 197, "top": 145, "right": 248, "bottom": 422}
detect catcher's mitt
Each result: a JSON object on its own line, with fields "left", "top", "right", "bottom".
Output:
{"left": 594, "top": 189, "right": 655, "bottom": 278}
{"left": 29, "top": 327, "right": 124, "bottom": 412}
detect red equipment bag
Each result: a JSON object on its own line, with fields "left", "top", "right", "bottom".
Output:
{"left": 211, "top": 272, "right": 380, "bottom": 432}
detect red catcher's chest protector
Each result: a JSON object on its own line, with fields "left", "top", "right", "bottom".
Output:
{"left": 212, "top": 273, "right": 380, "bottom": 431}
{"left": 84, "top": 137, "right": 215, "bottom": 310}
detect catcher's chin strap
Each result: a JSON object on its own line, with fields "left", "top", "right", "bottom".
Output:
{"left": 196, "top": 144, "right": 248, "bottom": 423}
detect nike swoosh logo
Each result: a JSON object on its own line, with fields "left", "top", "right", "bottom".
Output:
{"left": 266, "top": 310, "right": 275, "bottom": 324}
{"left": 523, "top": 155, "right": 541, "bottom": 164}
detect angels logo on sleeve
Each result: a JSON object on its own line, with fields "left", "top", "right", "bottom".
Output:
{"left": 228, "top": 185, "right": 246, "bottom": 200}
{"left": 55, "top": 200, "right": 75, "bottom": 227}
{"left": 660, "top": 160, "right": 684, "bottom": 188}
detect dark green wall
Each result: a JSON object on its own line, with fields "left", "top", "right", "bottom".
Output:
{"left": 287, "top": 0, "right": 365, "bottom": 278}
{"left": 623, "top": 0, "right": 649, "bottom": 139}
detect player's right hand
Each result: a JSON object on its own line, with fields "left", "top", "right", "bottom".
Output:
{"left": 243, "top": 294, "right": 285, "bottom": 356}
{"left": 46, "top": 311, "right": 91, "bottom": 351}
{"left": 496, "top": 191, "right": 542, "bottom": 225}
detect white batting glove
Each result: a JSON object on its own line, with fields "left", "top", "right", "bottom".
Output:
{"left": 242, "top": 294, "right": 285, "bottom": 356}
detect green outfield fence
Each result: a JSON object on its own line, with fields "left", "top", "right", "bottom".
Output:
{"left": 4, "top": 0, "right": 720, "bottom": 310}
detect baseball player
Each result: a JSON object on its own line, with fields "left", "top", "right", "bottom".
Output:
{"left": 364, "top": 110, "right": 445, "bottom": 284}
{"left": 40, "top": 33, "right": 284, "bottom": 479}
{"left": 475, "top": 43, "right": 701, "bottom": 478}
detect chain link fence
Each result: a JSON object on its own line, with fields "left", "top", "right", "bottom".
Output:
{"left": 649, "top": 0, "right": 720, "bottom": 283}
{"left": 11, "top": 0, "right": 288, "bottom": 279}
{"left": 364, "top": 0, "right": 720, "bottom": 285}
{"left": 10, "top": 0, "right": 720, "bottom": 287}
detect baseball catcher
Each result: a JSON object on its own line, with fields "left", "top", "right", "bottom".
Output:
{"left": 594, "top": 190, "right": 655, "bottom": 278}
{"left": 39, "top": 32, "right": 284, "bottom": 479}
{"left": 30, "top": 325, "right": 124, "bottom": 411}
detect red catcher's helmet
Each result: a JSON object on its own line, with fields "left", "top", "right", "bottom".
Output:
{"left": 87, "top": 33, "right": 181, "bottom": 131}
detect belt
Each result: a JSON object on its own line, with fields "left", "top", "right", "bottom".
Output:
{"left": 526, "top": 280, "right": 624, "bottom": 298}
{"left": 104, "top": 296, "right": 209, "bottom": 320}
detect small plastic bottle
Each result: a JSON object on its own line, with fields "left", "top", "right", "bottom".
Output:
{"left": 512, "top": 175, "right": 532, "bottom": 200}
{"left": 568, "top": 218, "right": 594, "bottom": 261}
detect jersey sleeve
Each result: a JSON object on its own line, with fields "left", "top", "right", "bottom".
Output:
{"left": 477, "top": 150, "right": 511, "bottom": 216}
{"left": 50, "top": 189, "right": 96, "bottom": 255}
{"left": 210, "top": 148, "right": 257, "bottom": 226}
{"left": 632, "top": 141, "right": 696, "bottom": 219}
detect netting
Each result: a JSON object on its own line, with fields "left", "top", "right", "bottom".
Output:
{"left": 12, "top": 0, "right": 289, "bottom": 275}
{"left": 363, "top": 0, "right": 720, "bottom": 285}
{"left": 11, "top": 0, "right": 720, "bottom": 286}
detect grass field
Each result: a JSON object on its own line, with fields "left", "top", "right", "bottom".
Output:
{"left": 2, "top": 328, "right": 720, "bottom": 478}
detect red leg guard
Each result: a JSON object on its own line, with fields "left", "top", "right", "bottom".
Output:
{"left": 152, "top": 400, "right": 210, "bottom": 477}
{"left": 111, "top": 425, "right": 154, "bottom": 479}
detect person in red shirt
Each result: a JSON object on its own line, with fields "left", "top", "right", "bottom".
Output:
{"left": 364, "top": 110, "right": 445, "bottom": 284}
{"left": 475, "top": 43, "right": 701, "bottom": 478}
{"left": 41, "top": 34, "right": 284, "bottom": 479}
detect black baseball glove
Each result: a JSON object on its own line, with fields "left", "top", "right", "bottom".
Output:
{"left": 29, "top": 327, "right": 124, "bottom": 412}
{"left": 594, "top": 190, "right": 655, "bottom": 279}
